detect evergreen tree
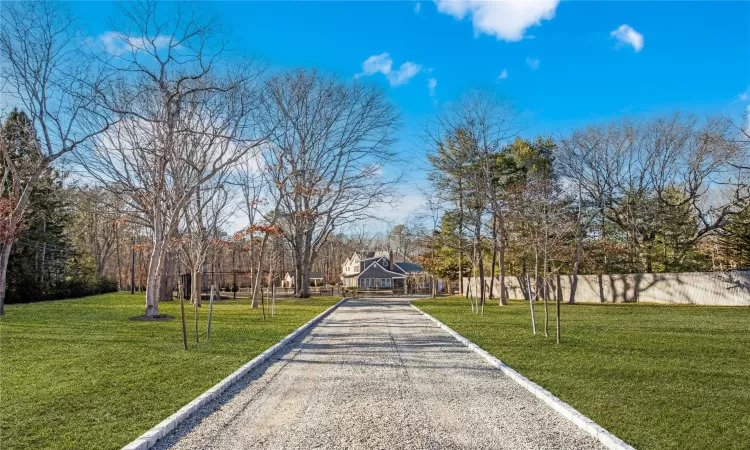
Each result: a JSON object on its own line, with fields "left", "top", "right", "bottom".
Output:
{"left": 718, "top": 208, "right": 750, "bottom": 269}
{"left": 2, "top": 110, "right": 72, "bottom": 303}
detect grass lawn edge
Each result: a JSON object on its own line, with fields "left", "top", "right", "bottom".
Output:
{"left": 122, "top": 297, "right": 349, "bottom": 450}
{"left": 409, "top": 302, "right": 634, "bottom": 450}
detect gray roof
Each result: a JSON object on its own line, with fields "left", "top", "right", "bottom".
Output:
{"left": 395, "top": 262, "right": 424, "bottom": 273}
{"left": 359, "top": 261, "right": 405, "bottom": 279}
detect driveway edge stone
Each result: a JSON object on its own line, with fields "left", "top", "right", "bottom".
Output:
{"left": 121, "top": 297, "right": 349, "bottom": 450}
{"left": 410, "top": 303, "right": 635, "bottom": 450}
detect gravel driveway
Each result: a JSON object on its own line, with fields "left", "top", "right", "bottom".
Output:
{"left": 154, "top": 298, "right": 603, "bottom": 450}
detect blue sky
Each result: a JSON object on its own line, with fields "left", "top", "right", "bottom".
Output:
{"left": 67, "top": 0, "right": 750, "bottom": 224}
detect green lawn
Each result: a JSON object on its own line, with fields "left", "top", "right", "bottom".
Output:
{"left": 413, "top": 296, "right": 750, "bottom": 450}
{"left": 0, "top": 292, "right": 340, "bottom": 450}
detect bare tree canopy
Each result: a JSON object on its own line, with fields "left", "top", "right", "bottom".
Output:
{"left": 559, "top": 113, "right": 749, "bottom": 273}
{"left": 77, "top": 0, "right": 266, "bottom": 317}
{"left": 261, "top": 69, "right": 400, "bottom": 297}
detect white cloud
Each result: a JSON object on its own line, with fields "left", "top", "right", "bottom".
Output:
{"left": 99, "top": 31, "right": 172, "bottom": 55}
{"left": 498, "top": 68, "right": 508, "bottom": 80}
{"left": 414, "top": 2, "right": 421, "bottom": 14}
{"left": 356, "top": 53, "right": 423, "bottom": 87}
{"left": 434, "top": 0, "right": 559, "bottom": 41}
{"left": 360, "top": 53, "right": 393, "bottom": 76}
{"left": 610, "top": 24, "right": 644, "bottom": 52}
{"left": 738, "top": 89, "right": 749, "bottom": 102}
{"left": 428, "top": 78, "right": 437, "bottom": 96}
{"left": 390, "top": 62, "right": 423, "bottom": 86}
{"left": 526, "top": 58, "right": 540, "bottom": 70}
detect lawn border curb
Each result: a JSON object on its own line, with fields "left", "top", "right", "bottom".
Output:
{"left": 121, "top": 297, "right": 349, "bottom": 450}
{"left": 410, "top": 303, "right": 635, "bottom": 450}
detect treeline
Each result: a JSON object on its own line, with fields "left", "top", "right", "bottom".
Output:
{"left": 0, "top": 1, "right": 399, "bottom": 316}
{"left": 419, "top": 91, "right": 750, "bottom": 307}
{"left": 1, "top": 111, "right": 116, "bottom": 303}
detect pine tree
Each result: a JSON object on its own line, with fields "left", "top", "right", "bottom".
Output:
{"left": 718, "top": 208, "right": 750, "bottom": 269}
{"left": 2, "top": 110, "right": 72, "bottom": 303}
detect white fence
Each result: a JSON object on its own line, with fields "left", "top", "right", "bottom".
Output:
{"left": 463, "top": 271, "right": 750, "bottom": 306}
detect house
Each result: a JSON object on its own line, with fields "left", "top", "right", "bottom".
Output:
{"left": 341, "top": 251, "right": 424, "bottom": 290}
{"left": 282, "top": 270, "right": 323, "bottom": 288}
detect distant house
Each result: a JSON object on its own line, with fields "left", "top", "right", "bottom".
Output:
{"left": 341, "top": 251, "right": 424, "bottom": 290}
{"left": 282, "top": 270, "right": 323, "bottom": 288}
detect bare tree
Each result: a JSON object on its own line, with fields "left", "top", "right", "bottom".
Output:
{"left": 179, "top": 178, "right": 232, "bottom": 342}
{"left": 261, "top": 69, "right": 400, "bottom": 298}
{"left": 561, "top": 114, "right": 749, "bottom": 276}
{"left": 427, "top": 90, "right": 521, "bottom": 306}
{"left": 720, "top": 111, "right": 750, "bottom": 173}
{"left": 231, "top": 152, "right": 289, "bottom": 309}
{"left": 0, "top": 0, "right": 111, "bottom": 314}
{"left": 80, "top": 1, "right": 265, "bottom": 317}
{"left": 558, "top": 134, "right": 609, "bottom": 303}
{"left": 70, "top": 188, "right": 122, "bottom": 279}
{"left": 414, "top": 192, "right": 444, "bottom": 297}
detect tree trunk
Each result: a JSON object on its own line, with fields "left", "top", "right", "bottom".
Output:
{"left": 533, "top": 249, "right": 539, "bottom": 302}
{"left": 543, "top": 277, "right": 549, "bottom": 338}
{"left": 645, "top": 239, "right": 654, "bottom": 273}
{"left": 489, "top": 218, "right": 497, "bottom": 300}
{"left": 475, "top": 211, "right": 485, "bottom": 313}
{"left": 40, "top": 221, "right": 47, "bottom": 286}
{"left": 556, "top": 281, "right": 561, "bottom": 344}
{"left": 158, "top": 253, "right": 171, "bottom": 302}
{"left": 431, "top": 237, "right": 437, "bottom": 298}
{"left": 193, "top": 269, "right": 201, "bottom": 306}
{"left": 178, "top": 282, "right": 188, "bottom": 350}
{"left": 527, "top": 274, "right": 536, "bottom": 334}
{"left": 232, "top": 247, "right": 237, "bottom": 299}
{"left": 570, "top": 181, "right": 584, "bottom": 304}
{"left": 297, "top": 265, "right": 311, "bottom": 298}
{"left": 194, "top": 275, "right": 199, "bottom": 344}
{"left": 207, "top": 285, "right": 215, "bottom": 339}
{"left": 458, "top": 182, "right": 464, "bottom": 296}
{"left": 0, "top": 242, "right": 12, "bottom": 315}
{"left": 96, "top": 255, "right": 105, "bottom": 280}
{"left": 498, "top": 222, "right": 507, "bottom": 306}
{"left": 543, "top": 234, "right": 549, "bottom": 338}
{"left": 145, "top": 243, "right": 164, "bottom": 317}
{"left": 116, "top": 223, "right": 122, "bottom": 290}
{"left": 294, "top": 230, "right": 313, "bottom": 298}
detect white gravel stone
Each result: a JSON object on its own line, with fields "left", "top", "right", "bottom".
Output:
{"left": 153, "top": 298, "right": 606, "bottom": 450}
